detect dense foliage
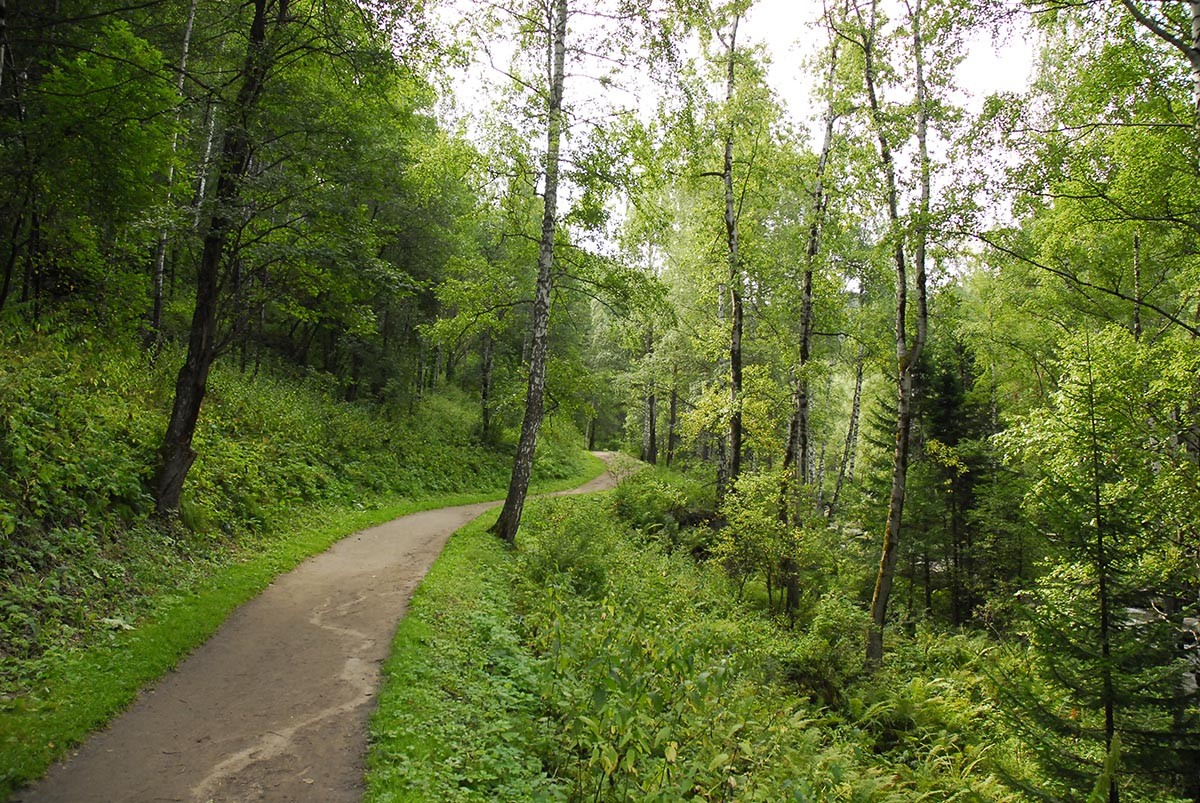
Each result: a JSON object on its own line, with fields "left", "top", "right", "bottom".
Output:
{"left": 368, "top": 484, "right": 1039, "bottom": 801}
{"left": 2, "top": 0, "right": 1199, "bottom": 799}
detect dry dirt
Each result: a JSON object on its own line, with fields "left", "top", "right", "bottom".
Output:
{"left": 14, "top": 456, "right": 616, "bottom": 803}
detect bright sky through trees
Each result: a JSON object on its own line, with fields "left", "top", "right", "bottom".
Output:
{"left": 439, "top": 1, "right": 1038, "bottom": 139}
{"left": 744, "top": 0, "right": 1037, "bottom": 123}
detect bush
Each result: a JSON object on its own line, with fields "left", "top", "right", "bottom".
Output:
{"left": 517, "top": 503, "right": 612, "bottom": 599}
{"left": 610, "top": 464, "right": 715, "bottom": 555}
{"left": 765, "top": 593, "right": 870, "bottom": 706}
{"left": 371, "top": 493, "right": 1010, "bottom": 801}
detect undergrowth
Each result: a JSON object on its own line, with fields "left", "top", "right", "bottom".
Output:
{"left": 367, "top": 475, "right": 1020, "bottom": 802}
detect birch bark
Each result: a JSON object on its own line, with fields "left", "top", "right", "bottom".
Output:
{"left": 720, "top": 13, "right": 744, "bottom": 488}
{"left": 490, "top": 0, "right": 569, "bottom": 543}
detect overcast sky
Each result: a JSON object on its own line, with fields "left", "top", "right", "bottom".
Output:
{"left": 437, "top": 0, "right": 1041, "bottom": 152}
{"left": 741, "top": 0, "right": 1039, "bottom": 125}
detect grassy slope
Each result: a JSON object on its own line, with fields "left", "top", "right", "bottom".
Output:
{"left": 0, "top": 322, "right": 601, "bottom": 797}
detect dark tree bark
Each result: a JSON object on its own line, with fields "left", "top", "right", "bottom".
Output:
{"left": 720, "top": 14, "right": 744, "bottom": 488}
{"left": 666, "top": 368, "right": 678, "bottom": 466}
{"left": 0, "top": 0, "right": 18, "bottom": 314}
{"left": 644, "top": 389, "right": 657, "bottom": 464}
{"left": 641, "top": 325, "right": 657, "bottom": 465}
{"left": 154, "top": 0, "right": 282, "bottom": 515}
{"left": 1132, "top": 232, "right": 1142, "bottom": 340}
{"left": 480, "top": 331, "right": 494, "bottom": 439}
{"left": 490, "top": 0, "right": 568, "bottom": 543}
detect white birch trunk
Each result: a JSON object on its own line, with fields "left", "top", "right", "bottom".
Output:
{"left": 491, "top": 0, "right": 568, "bottom": 543}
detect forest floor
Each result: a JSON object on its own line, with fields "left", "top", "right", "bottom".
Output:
{"left": 12, "top": 456, "right": 616, "bottom": 803}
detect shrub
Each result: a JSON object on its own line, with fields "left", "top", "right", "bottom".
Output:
{"left": 610, "top": 464, "right": 714, "bottom": 554}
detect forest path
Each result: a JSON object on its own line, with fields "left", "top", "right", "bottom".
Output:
{"left": 14, "top": 454, "right": 617, "bottom": 803}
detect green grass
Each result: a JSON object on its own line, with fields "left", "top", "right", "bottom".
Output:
{"left": 365, "top": 511, "right": 542, "bottom": 802}
{"left": 0, "top": 456, "right": 604, "bottom": 799}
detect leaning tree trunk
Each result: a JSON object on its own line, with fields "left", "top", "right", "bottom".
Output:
{"left": 155, "top": 0, "right": 279, "bottom": 515}
{"left": 490, "top": 0, "right": 568, "bottom": 544}
{"left": 864, "top": 0, "right": 929, "bottom": 666}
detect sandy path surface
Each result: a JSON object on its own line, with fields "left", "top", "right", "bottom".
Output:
{"left": 14, "top": 456, "right": 616, "bottom": 803}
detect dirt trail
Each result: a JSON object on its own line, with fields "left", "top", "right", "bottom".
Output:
{"left": 15, "top": 456, "right": 616, "bottom": 803}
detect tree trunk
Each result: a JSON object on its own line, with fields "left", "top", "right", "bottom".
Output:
{"left": 155, "top": 0, "right": 279, "bottom": 516}
{"left": 0, "top": 181, "right": 26, "bottom": 314}
{"left": 1132, "top": 232, "right": 1142, "bottom": 340}
{"left": 1085, "top": 339, "right": 1120, "bottom": 803}
{"left": 831, "top": 343, "right": 864, "bottom": 516}
{"left": 865, "top": 0, "right": 930, "bottom": 666}
{"left": 480, "top": 331, "right": 493, "bottom": 439}
{"left": 666, "top": 369, "right": 678, "bottom": 466}
{"left": 641, "top": 326, "right": 657, "bottom": 464}
{"left": 642, "top": 389, "right": 658, "bottom": 464}
{"left": 0, "top": 0, "right": 7, "bottom": 99}
{"left": 784, "top": 30, "right": 839, "bottom": 522}
{"left": 814, "top": 441, "right": 827, "bottom": 513}
{"left": 490, "top": 0, "right": 568, "bottom": 543}
{"left": 0, "top": 0, "right": 21, "bottom": 314}
{"left": 722, "top": 15, "right": 744, "bottom": 488}
{"left": 192, "top": 102, "right": 219, "bottom": 231}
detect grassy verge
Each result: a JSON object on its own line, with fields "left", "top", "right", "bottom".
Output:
{"left": 0, "top": 455, "right": 604, "bottom": 799}
{"left": 366, "top": 510, "right": 548, "bottom": 802}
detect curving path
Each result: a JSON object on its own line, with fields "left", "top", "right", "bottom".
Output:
{"left": 15, "top": 456, "right": 616, "bottom": 803}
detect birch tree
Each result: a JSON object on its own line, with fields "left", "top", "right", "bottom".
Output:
{"left": 487, "top": 0, "right": 570, "bottom": 542}
{"left": 835, "top": 0, "right": 950, "bottom": 665}
{"left": 782, "top": 11, "right": 844, "bottom": 520}
{"left": 481, "top": 0, "right": 671, "bottom": 542}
